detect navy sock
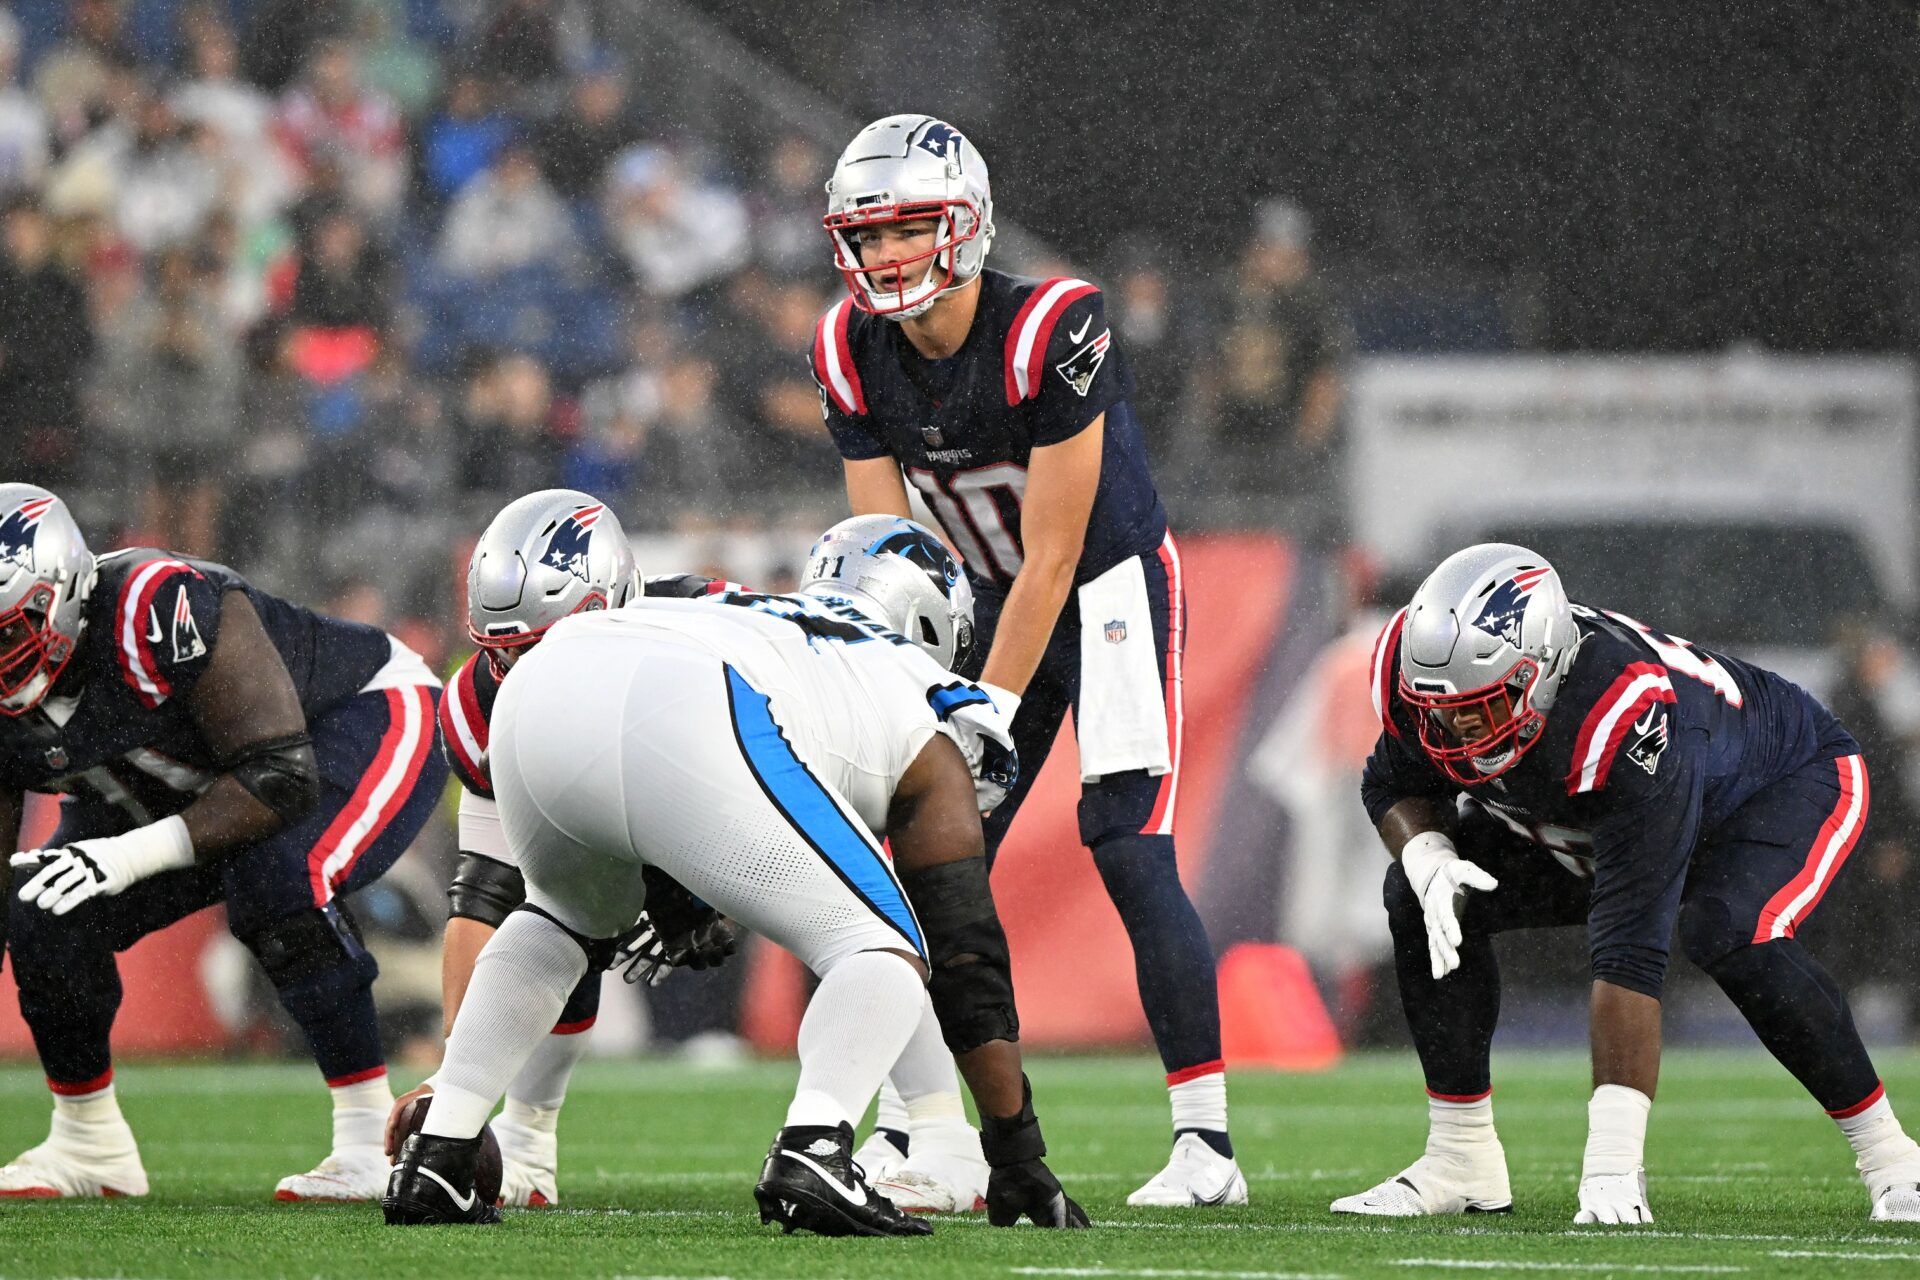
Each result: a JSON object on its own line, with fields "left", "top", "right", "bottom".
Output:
{"left": 876, "top": 1127, "right": 910, "bottom": 1158}
{"left": 271, "top": 946, "right": 387, "bottom": 1083}
{"left": 1176, "top": 1127, "right": 1235, "bottom": 1159}
{"left": 1090, "top": 833, "right": 1222, "bottom": 1072}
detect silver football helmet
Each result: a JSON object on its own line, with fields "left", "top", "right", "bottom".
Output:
{"left": 1397, "top": 542, "right": 1580, "bottom": 784}
{"left": 0, "top": 483, "right": 95, "bottom": 716}
{"left": 800, "top": 515, "right": 974, "bottom": 669}
{"left": 824, "top": 114, "right": 994, "bottom": 320}
{"left": 467, "top": 489, "right": 640, "bottom": 673}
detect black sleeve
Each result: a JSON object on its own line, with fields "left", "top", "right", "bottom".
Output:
{"left": 1583, "top": 718, "right": 1706, "bottom": 999}
{"left": 1029, "top": 289, "right": 1131, "bottom": 446}
{"left": 643, "top": 573, "right": 737, "bottom": 599}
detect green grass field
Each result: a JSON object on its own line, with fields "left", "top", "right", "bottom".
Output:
{"left": 3, "top": 1050, "right": 1919, "bottom": 1279}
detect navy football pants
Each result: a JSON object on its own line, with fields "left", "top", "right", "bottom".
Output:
{"left": 967, "top": 536, "right": 1223, "bottom": 1081}
{"left": 1386, "top": 752, "right": 1882, "bottom": 1113}
{"left": 12, "top": 685, "right": 448, "bottom": 1092}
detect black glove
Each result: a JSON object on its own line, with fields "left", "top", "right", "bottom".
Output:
{"left": 979, "top": 1075, "right": 1090, "bottom": 1229}
{"left": 617, "top": 868, "right": 740, "bottom": 986}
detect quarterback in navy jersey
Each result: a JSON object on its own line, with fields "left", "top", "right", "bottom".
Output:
{"left": 0, "top": 484, "right": 447, "bottom": 1203}
{"left": 1335, "top": 543, "right": 1920, "bottom": 1225}
{"left": 811, "top": 114, "right": 1241, "bottom": 1208}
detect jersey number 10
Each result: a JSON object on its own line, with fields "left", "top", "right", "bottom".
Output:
{"left": 905, "top": 465, "right": 1029, "bottom": 581}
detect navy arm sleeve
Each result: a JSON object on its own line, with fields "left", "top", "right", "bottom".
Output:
{"left": 1582, "top": 726, "right": 1707, "bottom": 999}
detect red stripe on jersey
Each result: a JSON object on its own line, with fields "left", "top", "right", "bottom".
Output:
{"left": 1370, "top": 606, "right": 1408, "bottom": 738}
{"left": 438, "top": 655, "right": 490, "bottom": 791}
{"left": 1754, "top": 754, "right": 1869, "bottom": 943}
{"left": 1141, "top": 532, "right": 1186, "bottom": 836}
{"left": 1003, "top": 278, "right": 1099, "bottom": 404}
{"left": 114, "top": 558, "right": 198, "bottom": 708}
{"left": 812, "top": 298, "right": 866, "bottom": 416}
{"left": 1566, "top": 662, "right": 1676, "bottom": 795}
{"left": 308, "top": 687, "right": 435, "bottom": 904}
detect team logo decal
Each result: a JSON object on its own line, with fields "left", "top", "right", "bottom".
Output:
{"left": 914, "top": 120, "right": 966, "bottom": 159}
{"left": 921, "top": 424, "right": 945, "bottom": 448}
{"left": 539, "top": 504, "right": 604, "bottom": 583}
{"left": 0, "top": 496, "right": 54, "bottom": 572}
{"left": 171, "top": 584, "right": 207, "bottom": 663}
{"left": 1054, "top": 329, "right": 1111, "bottom": 397}
{"left": 1104, "top": 619, "right": 1128, "bottom": 644}
{"left": 44, "top": 744, "right": 68, "bottom": 771}
{"left": 1473, "top": 566, "right": 1552, "bottom": 647}
{"left": 870, "top": 527, "right": 962, "bottom": 591}
{"left": 1625, "top": 706, "right": 1670, "bottom": 776}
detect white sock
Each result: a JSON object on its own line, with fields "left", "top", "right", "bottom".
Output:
{"left": 889, "top": 993, "right": 973, "bottom": 1154}
{"left": 508, "top": 1028, "right": 592, "bottom": 1111}
{"left": 873, "top": 1081, "right": 911, "bottom": 1138}
{"left": 1427, "top": 1092, "right": 1499, "bottom": 1157}
{"left": 48, "top": 1083, "right": 137, "bottom": 1158}
{"left": 497, "top": 1097, "right": 561, "bottom": 1172}
{"left": 1581, "top": 1084, "right": 1651, "bottom": 1179}
{"left": 1169, "top": 1068, "right": 1229, "bottom": 1135}
{"left": 427, "top": 911, "right": 587, "bottom": 1139}
{"left": 329, "top": 1074, "right": 394, "bottom": 1152}
{"left": 1834, "top": 1089, "right": 1920, "bottom": 1189}
{"left": 785, "top": 951, "right": 925, "bottom": 1131}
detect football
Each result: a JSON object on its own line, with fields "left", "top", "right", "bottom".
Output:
{"left": 390, "top": 1093, "right": 504, "bottom": 1208}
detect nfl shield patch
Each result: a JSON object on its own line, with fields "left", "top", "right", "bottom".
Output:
{"left": 1104, "top": 618, "right": 1127, "bottom": 644}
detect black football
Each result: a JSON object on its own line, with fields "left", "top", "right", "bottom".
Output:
{"left": 391, "top": 1092, "right": 504, "bottom": 1207}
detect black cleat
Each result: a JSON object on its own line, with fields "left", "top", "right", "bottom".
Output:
{"left": 382, "top": 1133, "right": 503, "bottom": 1225}
{"left": 754, "top": 1122, "right": 933, "bottom": 1238}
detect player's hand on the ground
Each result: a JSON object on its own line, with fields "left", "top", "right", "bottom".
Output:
{"left": 1398, "top": 832, "right": 1498, "bottom": 979}
{"left": 986, "top": 1157, "right": 1090, "bottom": 1228}
{"left": 12, "top": 820, "right": 196, "bottom": 916}
{"left": 1574, "top": 1170, "right": 1652, "bottom": 1225}
{"left": 386, "top": 1083, "right": 434, "bottom": 1159}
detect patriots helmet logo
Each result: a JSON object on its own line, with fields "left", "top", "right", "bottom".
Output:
{"left": 914, "top": 120, "right": 966, "bottom": 159}
{"left": 0, "top": 496, "right": 54, "bottom": 572}
{"left": 1473, "top": 566, "right": 1552, "bottom": 648}
{"left": 539, "top": 504, "right": 604, "bottom": 583}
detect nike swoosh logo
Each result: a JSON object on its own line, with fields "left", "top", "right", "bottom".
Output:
{"left": 1069, "top": 316, "right": 1092, "bottom": 344}
{"left": 146, "top": 608, "right": 163, "bottom": 645}
{"left": 1632, "top": 707, "right": 1658, "bottom": 735}
{"left": 418, "top": 1165, "right": 476, "bottom": 1212}
{"left": 778, "top": 1148, "right": 869, "bottom": 1206}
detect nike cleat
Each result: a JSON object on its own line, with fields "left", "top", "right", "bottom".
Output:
{"left": 754, "top": 1122, "right": 932, "bottom": 1237}
{"left": 382, "top": 1133, "right": 502, "bottom": 1225}
{"left": 1127, "top": 1133, "right": 1249, "bottom": 1207}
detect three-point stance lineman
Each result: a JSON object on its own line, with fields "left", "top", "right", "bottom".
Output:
{"left": 814, "top": 114, "right": 1241, "bottom": 1209}
{"left": 384, "top": 520, "right": 1086, "bottom": 1235}
{"left": 1335, "top": 543, "right": 1920, "bottom": 1224}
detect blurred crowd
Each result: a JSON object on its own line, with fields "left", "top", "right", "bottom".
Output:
{"left": 0, "top": 0, "right": 1354, "bottom": 664}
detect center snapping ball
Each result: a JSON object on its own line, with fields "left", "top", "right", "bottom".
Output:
{"left": 390, "top": 1092, "right": 504, "bottom": 1207}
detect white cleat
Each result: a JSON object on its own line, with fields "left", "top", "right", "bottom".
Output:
{"left": 871, "top": 1148, "right": 990, "bottom": 1214}
{"left": 1331, "top": 1150, "right": 1513, "bottom": 1216}
{"left": 0, "top": 1134, "right": 149, "bottom": 1199}
{"left": 495, "top": 1115, "right": 560, "bottom": 1207}
{"left": 1127, "top": 1133, "right": 1250, "bottom": 1207}
{"left": 1869, "top": 1163, "right": 1920, "bottom": 1221}
{"left": 851, "top": 1130, "right": 910, "bottom": 1183}
{"left": 272, "top": 1146, "right": 389, "bottom": 1202}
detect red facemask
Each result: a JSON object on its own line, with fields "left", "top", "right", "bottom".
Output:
{"left": 0, "top": 583, "right": 77, "bottom": 715}
{"left": 824, "top": 199, "right": 981, "bottom": 316}
{"left": 1399, "top": 657, "right": 1546, "bottom": 785}
{"left": 470, "top": 590, "right": 609, "bottom": 681}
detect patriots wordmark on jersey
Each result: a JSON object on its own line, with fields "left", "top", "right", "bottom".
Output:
{"left": 813, "top": 268, "right": 1167, "bottom": 592}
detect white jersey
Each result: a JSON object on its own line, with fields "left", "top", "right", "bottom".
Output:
{"left": 538, "top": 592, "right": 1004, "bottom": 835}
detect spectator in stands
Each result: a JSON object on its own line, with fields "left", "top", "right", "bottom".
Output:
{"left": 576, "top": 315, "right": 735, "bottom": 528}
{"left": 1203, "top": 197, "right": 1350, "bottom": 539}
{"left": 112, "top": 95, "right": 224, "bottom": 252}
{"left": 172, "top": 18, "right": 296, "bottom": 227}
{"left": 454, "top": 351, "right": 566, "bottom": 497}
{"left": 473, "top": 0, "right": 585, "bottom": 91}
{"left": 723, "top": 274, "right": 840, "bottom": 506}
{"left": 244, "top": 0, "right": 352, "bottom": 93}
{"left": 1107, "top": 232, "right": 1204, "bottom": 482}
{"left": 276, "top": 39, "right": 407, "bottom": 224}
{"left": 436, "top": 140, "right": 580, "bottom": 278}
{"left": 33, "top": 0, "right": 134, "bottom": 150}
{"left": 603, "top": 144, "right": 747, "bottom": 303}
{"left": 418, "top": 73, "right": 517, "bottom": 205}
{"left": 534, "top": 55, "right": 640, "bottom": 201}
{"left": 750, "top": 134, "right": 825, "bottom": 278}
{"left": 96, "top": 245, "right": 241, "bottom": 556}
{"left": 0, "top": 195, "right": 95, "bottom": 483}
{"left": 0, "top": 12, "right": 49, "bottom": 195}
{"left": 291, "top": 205, "right": 391, "bottom": 331}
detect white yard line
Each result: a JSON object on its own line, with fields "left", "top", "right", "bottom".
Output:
{"left": 1009, "top": 1269, "right": 1339, "bottom": 1280}
{"left": 1767, "top": 1252, "right": 1920, "bottom": 1262}
{"left": 1391, "top": 1263, "right": 1745, "bottom": 1274}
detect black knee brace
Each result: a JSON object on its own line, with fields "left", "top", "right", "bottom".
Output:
{"left": 236, "top": 901, "right": 373, "bottom": 988}
{"left": 447, "top": 853, "right": 526, "bottom": 928}
{"left": 1677, "top": 894, "right": 1747, "bottom": 971}
{"left": 899, "top": 858, "right": 1018, "bottom": 1054}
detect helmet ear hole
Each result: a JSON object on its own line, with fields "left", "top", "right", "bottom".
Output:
{"left": 919, "top": 616, "right": 938, "bottom": 646}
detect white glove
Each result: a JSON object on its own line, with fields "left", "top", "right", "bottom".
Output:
{"left": 13, "top": 815, "right": 196, "bottom": 916}
{"left": 1575, "top": 1084, "right": 1652, "bottom": 1224}
{"left": 940, "top": 681, "right": 1022, "bottom": 813}
{"left": 1399, "top": 831, "right": 1498, "bottom": 980}
{"left": 1575, "top": 1170, "right": 1652, "bottom": 1224}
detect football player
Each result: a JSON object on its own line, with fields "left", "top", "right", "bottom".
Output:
{"left": 1334, "top": 543, "right": 1920, "bottom": 1224}
{"left": 435, "top": 489, "right": 739, "bottom": 1206}
{"left": 383, "top": 519, "right": 1085, "bottom": 1235}
{"left": 812, "top": 115, "right": 1243, "bottom": 1209}
{"left": 0, "top": 483, "right": 448, "bottom": 1201}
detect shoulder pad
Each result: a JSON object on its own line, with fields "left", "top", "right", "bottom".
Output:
{"left": 1565, "top": 660, "right": 1676, "bottom": 796}
{"left": 812, "top": 295, "right": 868, "bottom": 416}
{"left": 105, "top": 554, "right": 215, "bottom": 709}
{"left": 1369, "top": 607, "right": 1408, "bottom": 738}
{"left": 1004, "top": 277, "right": 1100, "bottom": 404}
{"left": 439, "top": 652, "right": 496, "bottom": 797}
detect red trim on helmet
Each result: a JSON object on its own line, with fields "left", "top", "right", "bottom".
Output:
{"left": 824, "top": 198, "right": 982, "bottom": 316}
{"left": 0, "top": 581, "right": 79, "bottom": 716}
{"left": 1399, "top": 657, "right": 1547, "bottom": 786}
{"left": 469, "top": 589, "right": 610, "bottom": 677}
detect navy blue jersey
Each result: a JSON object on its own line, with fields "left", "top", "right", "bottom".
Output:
{"left": 438, "top": 573, "right": 733, "bottom": 801}
{"left": 813, "top": 269, "right": 1169, "bottom": 592}
{"left": 0, "top": 549, "right": 392, "bottom": 827}
{"left": 1361, "top": 602, "right": 1858, "bottom": 996}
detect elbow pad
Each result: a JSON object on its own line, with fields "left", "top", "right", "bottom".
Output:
{"left": 899, "top": 858, "right": 1019, "bottom": 1054}
{"left": 225, "top": 733, "right": 321, "bottom": 826}
{"left": 447, "top": 853, "right": 526, "bottom": 927}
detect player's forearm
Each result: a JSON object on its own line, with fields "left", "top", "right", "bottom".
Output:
{"left": 1589, "top": 978, "right": 1662, "bottom": 1097}
{"left": 955, "top": 1039, "right": 1027, "bottom": 1120}
{"left": 441, "top": 916, "right": 497, "bottom": 1038}
{"left": 1377, "top": 796, "right": 1455, "bottom": 859}
{"left": 978, "top": 554, "right": 1077, "bottom": 696}
{"left": 179, "top": 776, "right": 291, "bottom": 859}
